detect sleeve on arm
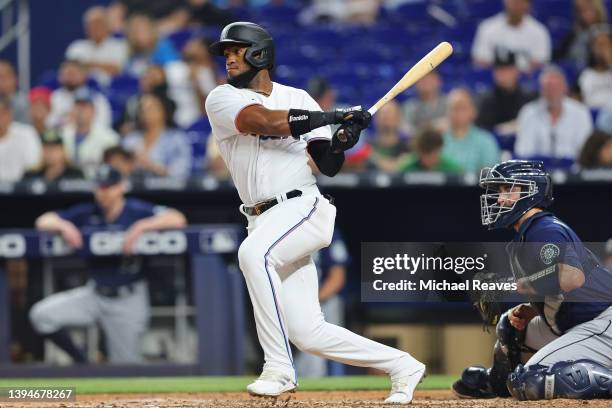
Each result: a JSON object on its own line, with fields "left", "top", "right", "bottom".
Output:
{"left": 129, "top": 199, "right": 161, "bottom": 219}
{"left": 205, "top": 86, "right": 262, "bottom": 140}
{"left": 527, "top": 227, "right": 583, "bottom": 271}
{"left": 56, "top": 204, "right": 94, "bottom": 227}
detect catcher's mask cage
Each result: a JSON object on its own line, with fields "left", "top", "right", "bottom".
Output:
{"left": 479, "top": 167, "right": 539, "bottom": 228}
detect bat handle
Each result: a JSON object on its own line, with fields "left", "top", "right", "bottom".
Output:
{"left": 367, "top": 106, "right": 378, "bottom": 116}
{"left": 337, "top": 128, "right": 347, "bottom": 142}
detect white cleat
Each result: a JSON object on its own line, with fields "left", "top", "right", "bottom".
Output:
{"left": 384, "top": 363, "right": 426, "bottom": 405}
{"left": 247, "top": 371, "right": 297, "bottom": 397}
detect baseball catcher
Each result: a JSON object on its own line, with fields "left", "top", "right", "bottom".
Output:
{"left": 452, "top": 160, "right": 612, "bottom": 400}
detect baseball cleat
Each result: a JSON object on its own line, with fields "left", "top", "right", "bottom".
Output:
{"left": 247, "top": 371, "right": 297, "bottom": 397}
{"left": 451, "top": 379, "right": 497, "bottom": 399}
{"left": 384, "top": 362, "right": 426, "bottom": 404}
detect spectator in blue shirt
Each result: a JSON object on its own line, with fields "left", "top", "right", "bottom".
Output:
{"left": 123, "top": 92, "right": 192, "bottom": 178}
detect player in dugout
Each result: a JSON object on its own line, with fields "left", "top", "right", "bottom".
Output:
{"left": 453, "top": 160, "right": 612, "bottom": 400}
{"left": 29, "top": 164, "right": 186, "bottom": 364}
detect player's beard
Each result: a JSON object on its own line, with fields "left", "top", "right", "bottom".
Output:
{"left": 227, "top": 68, "right": 258, "bottom": 89}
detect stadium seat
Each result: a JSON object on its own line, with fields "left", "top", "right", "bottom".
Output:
{"left": 167, "top": 29, "right": 195, "bottom": 53}
{"left": 184, "top": 118, "right": 212, "bottom": 175}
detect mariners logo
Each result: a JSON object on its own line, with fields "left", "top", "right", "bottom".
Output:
{"left": 540, "top": 243, "right": 560, "bottom": 265}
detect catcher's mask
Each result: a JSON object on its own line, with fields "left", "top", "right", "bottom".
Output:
{"left": 479, "top": 160, "right": 553, "bottom": 229}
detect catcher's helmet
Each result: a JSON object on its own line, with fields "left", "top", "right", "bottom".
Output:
{"left": 209, "top": 22, "right": 274, "bottom": 70}
{"left": 479, "top": 160, "right": 553, "bottom": 229}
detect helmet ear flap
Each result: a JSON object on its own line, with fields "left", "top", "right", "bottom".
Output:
{"left": 244, "top": 42, "right": 274, "bottom": 70}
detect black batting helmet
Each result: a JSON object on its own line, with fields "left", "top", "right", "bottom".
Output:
{"left": 210, "top": 22, "right": 275, "bottom": 70}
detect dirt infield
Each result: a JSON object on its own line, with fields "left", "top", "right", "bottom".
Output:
{"left": 1, "top": 390, "right": 609, "bottom": 408}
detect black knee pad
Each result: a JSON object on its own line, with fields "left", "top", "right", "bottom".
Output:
{"left": 507, "top": 360, "right": 612, "bottom": 400}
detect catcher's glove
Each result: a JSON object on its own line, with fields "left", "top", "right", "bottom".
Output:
{"left": 470, "top": 272, "right": 515, "bottom": 328}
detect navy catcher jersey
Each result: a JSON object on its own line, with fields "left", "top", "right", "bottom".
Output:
{"left": 57, "top": 198, "right": 165, "bottom": 287}
{"left": 509, "top": 211, "right": 612, "bottom": 334}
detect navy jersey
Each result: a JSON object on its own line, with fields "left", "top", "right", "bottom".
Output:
{"left": 312, "top": 230, "right": 350, "bottom": 285}
{"left": 509, "top": 212, "right": 612, "bottom": 334}
{"left": 57, "top": 198, "right": 165, "bottom": 287}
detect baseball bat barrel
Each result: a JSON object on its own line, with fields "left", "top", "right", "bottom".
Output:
{"left": 367, "top": 41, "right": 453, "bottom": 116}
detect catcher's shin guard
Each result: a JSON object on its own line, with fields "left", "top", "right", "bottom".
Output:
{"left": 452, "top": 312, "right": 527, "bottom": 398}
{"left": 508, "top": 360, "right": 612, "bottom": 400}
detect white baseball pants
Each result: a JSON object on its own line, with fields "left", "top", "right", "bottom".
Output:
{"left": 238, "top": 187, "right": 419, "bottom": 381}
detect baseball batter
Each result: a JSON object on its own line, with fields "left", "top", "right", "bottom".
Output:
{"left": 205, "top": 22, "right": 425, "bottom": 403}
{"left": 453, "top": 160, "right": 612, "bottom": 400}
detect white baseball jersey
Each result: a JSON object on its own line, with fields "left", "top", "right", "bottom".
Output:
{"left": 205, "top": 82, "right": 331, "bottom": 205}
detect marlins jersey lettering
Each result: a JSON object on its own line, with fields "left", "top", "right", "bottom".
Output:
{"left": 509, "top": 212, "right": 612, "bottom": 334}
{"left": 205, "top": 83, "right": 331, "bottom": 205}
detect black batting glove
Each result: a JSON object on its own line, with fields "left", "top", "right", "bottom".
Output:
{"left": 338, "top": 108, "right": 372, "bottom": 130}
{"left": 288, "top": 109, "right": 344, "bottom": 139}
{"left": 330, "top": 121, "right": 362, "bottom": 153}
{"left": 287, "top": 106, "right": 371, "bottom": 139}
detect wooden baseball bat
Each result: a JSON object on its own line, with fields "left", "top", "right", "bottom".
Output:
{"left": 368, "top": 41, "right": 453, "bottom": 115}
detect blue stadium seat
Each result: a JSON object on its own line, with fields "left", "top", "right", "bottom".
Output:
{"left": 106, "top": 74, "right": 139, "bottom": 125}
{"left": 167, "top": 29, "right": 195, "bottom": 53}
{"left": 184, "top": 118, "right": 212, "bottom": 175}
{"left": 36, "top": 69, "right": 59, "bottom": 90}
{"left": 515, "top": 155, "right": 575, "bottom": 170}
{"left": 254, "top": 5, "right": 300, "bottom": 28}
{"left": 107, "top": 75, "right": 139, "bottom": 102}
{"left": 467, "top": 0, "right": 502, "bottom": 20}
{"left": 492, "top": 131, "right": 516, "bottom": 153}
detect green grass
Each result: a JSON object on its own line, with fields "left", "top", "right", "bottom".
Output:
{"left": 0, "top": 375, "right": 454, "bottom": 394}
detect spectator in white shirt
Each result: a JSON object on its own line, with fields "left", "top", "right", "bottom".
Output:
{"left": 578, "top": 29, "right": 612, "bottom": 108}
{"left": 472, "top": 0, "right": 551, "bottom": 72}
{"left": 0, "top": 96, "right": 42, "bottom": 182}
{"left": 516, "top": 66, "right": 593, "bottom": 159}
{"left": 165, "top": 37, "right": 220, "bottom": 128}
{"left": 60, "top": 88, "right": 119, "bottom": 179}
{"left": 65, "top": 6, "right": 128, "bottom": 87}
{"left": 48, "top": 60, "right": 113, "bottom": 128}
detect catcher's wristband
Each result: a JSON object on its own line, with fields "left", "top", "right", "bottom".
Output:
{"left": 288, "top": 109, "right": 342, "bottom": 139}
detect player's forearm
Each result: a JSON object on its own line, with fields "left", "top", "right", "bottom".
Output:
{"left": 236, "top": 105, "right": 344, "bottom": 137}
{"left": 136, "top": 209, "right": 187, "bottom": 232}
{"left": 35, "top": 212, "right": 71, "bottom": 232}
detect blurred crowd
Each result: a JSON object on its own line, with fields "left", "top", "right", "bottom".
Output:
{"left": 1, "top": 0, "right": 612, "bottom": 185}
